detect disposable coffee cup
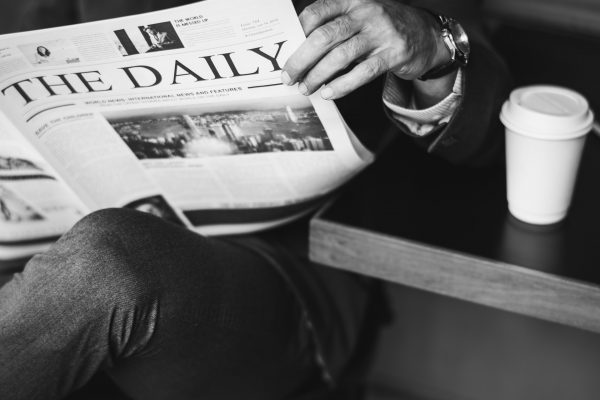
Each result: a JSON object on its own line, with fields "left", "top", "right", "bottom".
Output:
{"left": 500, "top": 85, "right": 594, "bottom": 225}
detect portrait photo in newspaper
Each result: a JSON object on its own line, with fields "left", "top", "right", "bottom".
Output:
{"left": 18, "top": 39, "right": 81, "bottom": 66}
{"left": 113, "top": 21, "right": 184, "bottom": 56}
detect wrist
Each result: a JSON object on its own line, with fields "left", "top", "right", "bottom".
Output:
{"left": 412, "top": 69, "right": 458, "bottom": 109}
{"left": 424, "top": 12, "right": 454, "bottom": 75}
{"left": 390, "top": 8, "right": 451, "bottom": 82}
{"left": 418, "top": 10, "right": 470, "bottom": 81}
{"left": 392, "top": 10, "right": 457, "bottom": 109}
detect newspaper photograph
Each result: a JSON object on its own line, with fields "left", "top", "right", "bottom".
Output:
{"left": 18, "top": 39, "right": 82, "bottom": 67}
{"left": 114, "top": 22, "right": 185, "bottom": 55}
{"left": 0, "top": 0, "right": 373, "bottom": 235}
{"left": 0, "top": 126, "right": 86, "bottom": 254}
{"left": 107, "top": 96, "right": 333, "bottom": 159}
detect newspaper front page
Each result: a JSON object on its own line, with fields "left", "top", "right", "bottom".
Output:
{"left": 0, "top": 0, "right": 373, "bottom": 235}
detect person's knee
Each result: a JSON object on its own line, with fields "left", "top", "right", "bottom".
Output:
{"left": 11, "top": 208, "right": 163, "bottom": 364}
{"left": 66, "top": 207, "right": 152, "bottom": 244}
{"left": 46, "top": 208, "right": 162, "bottom": 307}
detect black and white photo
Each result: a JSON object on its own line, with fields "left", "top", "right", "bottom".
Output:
{"left": 0, "top": 185, "right": 44, "bottom": 223}
{"left": 113, "top": 21, "right": 184, "bottom": 56}
{"left": 107, "top": 96, "right": 333, "bottom": 160}
{"left": 0, "top": 155, "right": 42, "bottom": 172}
{"left": 18, "top": 39, "right": 81, "bottom": 66}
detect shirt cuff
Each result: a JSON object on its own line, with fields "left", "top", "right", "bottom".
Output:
{"left": 382, "top": 69, "right": 464, "bottom": 137}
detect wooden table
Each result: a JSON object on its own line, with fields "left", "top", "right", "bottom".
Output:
{"left": 310, "top": 132, "right": 600, "bottom": 334}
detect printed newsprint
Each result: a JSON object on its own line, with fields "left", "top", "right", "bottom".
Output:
{"left": 0, "top": 0, "right": 373, "bottom": 262}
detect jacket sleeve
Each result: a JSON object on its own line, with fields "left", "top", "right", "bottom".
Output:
{"left": 386, "top": 38, "right": 513, "bottom": 167}
{"left": 295, "top": 0, "right": 513, "bottom": 167}
{"left": 390, "top": 0, "right": 513, "bottom": 167}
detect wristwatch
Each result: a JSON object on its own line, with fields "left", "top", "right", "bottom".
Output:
{"left": 419, "top": 11, "right": 470, "bottom": 81}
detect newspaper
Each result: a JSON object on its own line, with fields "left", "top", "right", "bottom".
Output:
{"left": 0, "top": 0, "right": 373, "bottom": 261}
{"left": 0, "top": 116, "right": 87, "bottom": 260}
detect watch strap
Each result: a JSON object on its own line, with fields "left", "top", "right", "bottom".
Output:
{"left": 419, "top": 11, "right": 464, "bottom": 81}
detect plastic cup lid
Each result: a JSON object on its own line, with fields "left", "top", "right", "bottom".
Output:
{"left": 500, "top": 85, "right": 594, "bottom": 140}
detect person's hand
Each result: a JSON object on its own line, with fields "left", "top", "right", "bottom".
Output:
{"left": 281, "top": 0, "right": 450, "bottom": 100}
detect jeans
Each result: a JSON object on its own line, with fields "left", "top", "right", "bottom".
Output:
{"left": 0, "top": 208, "right": 370, "bottom": 400}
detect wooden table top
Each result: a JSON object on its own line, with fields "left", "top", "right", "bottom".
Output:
{"left": 310, "top": 132, "right": 600, "bottom": 333}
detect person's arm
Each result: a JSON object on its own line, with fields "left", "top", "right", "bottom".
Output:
{"left": 393, "top": 0, "right": 512, "bottom": 166}
{"left": 282, "top": 0, "right": 450, "bottom": 100}
{"left": 283, "top": 0, "right": 512, "bottom": 166}
{"left": 398, "top": 38, "right": 511, "bottom": 167}
{"left": 382, "top": 68, "right": 463, "bottom": 137}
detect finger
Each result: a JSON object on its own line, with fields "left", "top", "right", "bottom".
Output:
{"left": 283, "top": 14, "right": 358, "bottom": 85}
{"left": 320, "top": 55, "right": 389, "bottom": 100}
{"left": 298, "top": 34, "right": 370, "bottom": 95}
{"left": 298, "top": 0, "right": 349, "bottom": 36}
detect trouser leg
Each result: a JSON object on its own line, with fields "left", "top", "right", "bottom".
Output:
{"left": 0, "top": 208, "right": 323, "bottom": 400}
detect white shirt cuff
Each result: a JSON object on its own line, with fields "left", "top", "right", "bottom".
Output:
{"left": 382, "top": 69, "right": 464, "bottom": 137}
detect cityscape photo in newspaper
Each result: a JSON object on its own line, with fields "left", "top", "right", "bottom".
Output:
{"left": 107, "top": 95, "right": 333, "bottom": 160}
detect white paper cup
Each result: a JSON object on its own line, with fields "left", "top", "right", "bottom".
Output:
{"left": 500, "top": 85, "right": 594, "bottom": 225}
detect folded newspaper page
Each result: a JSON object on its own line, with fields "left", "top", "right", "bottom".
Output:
{"left": 0, "top": 0, "right": 373, "bottom": 246}
{"left": 0, "top": 114, "right": 87, "bottom": 261}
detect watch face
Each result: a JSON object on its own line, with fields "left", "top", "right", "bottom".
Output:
{"left": 448, "top": 19, "right": 470, "bottom": 60}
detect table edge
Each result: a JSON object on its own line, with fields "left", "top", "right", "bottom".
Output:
{"left": 309, "top": 216, "right": 600, "bottom": 334}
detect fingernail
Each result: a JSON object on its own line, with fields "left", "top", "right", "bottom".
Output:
{"left": 298, "top": 82, "right": 308, "bottom": 95}
{"left": 281, "top": 71, "right": 292, "bottom": 85}
{"left": 321, "top": 87, "right": 333, "bottom": 100}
